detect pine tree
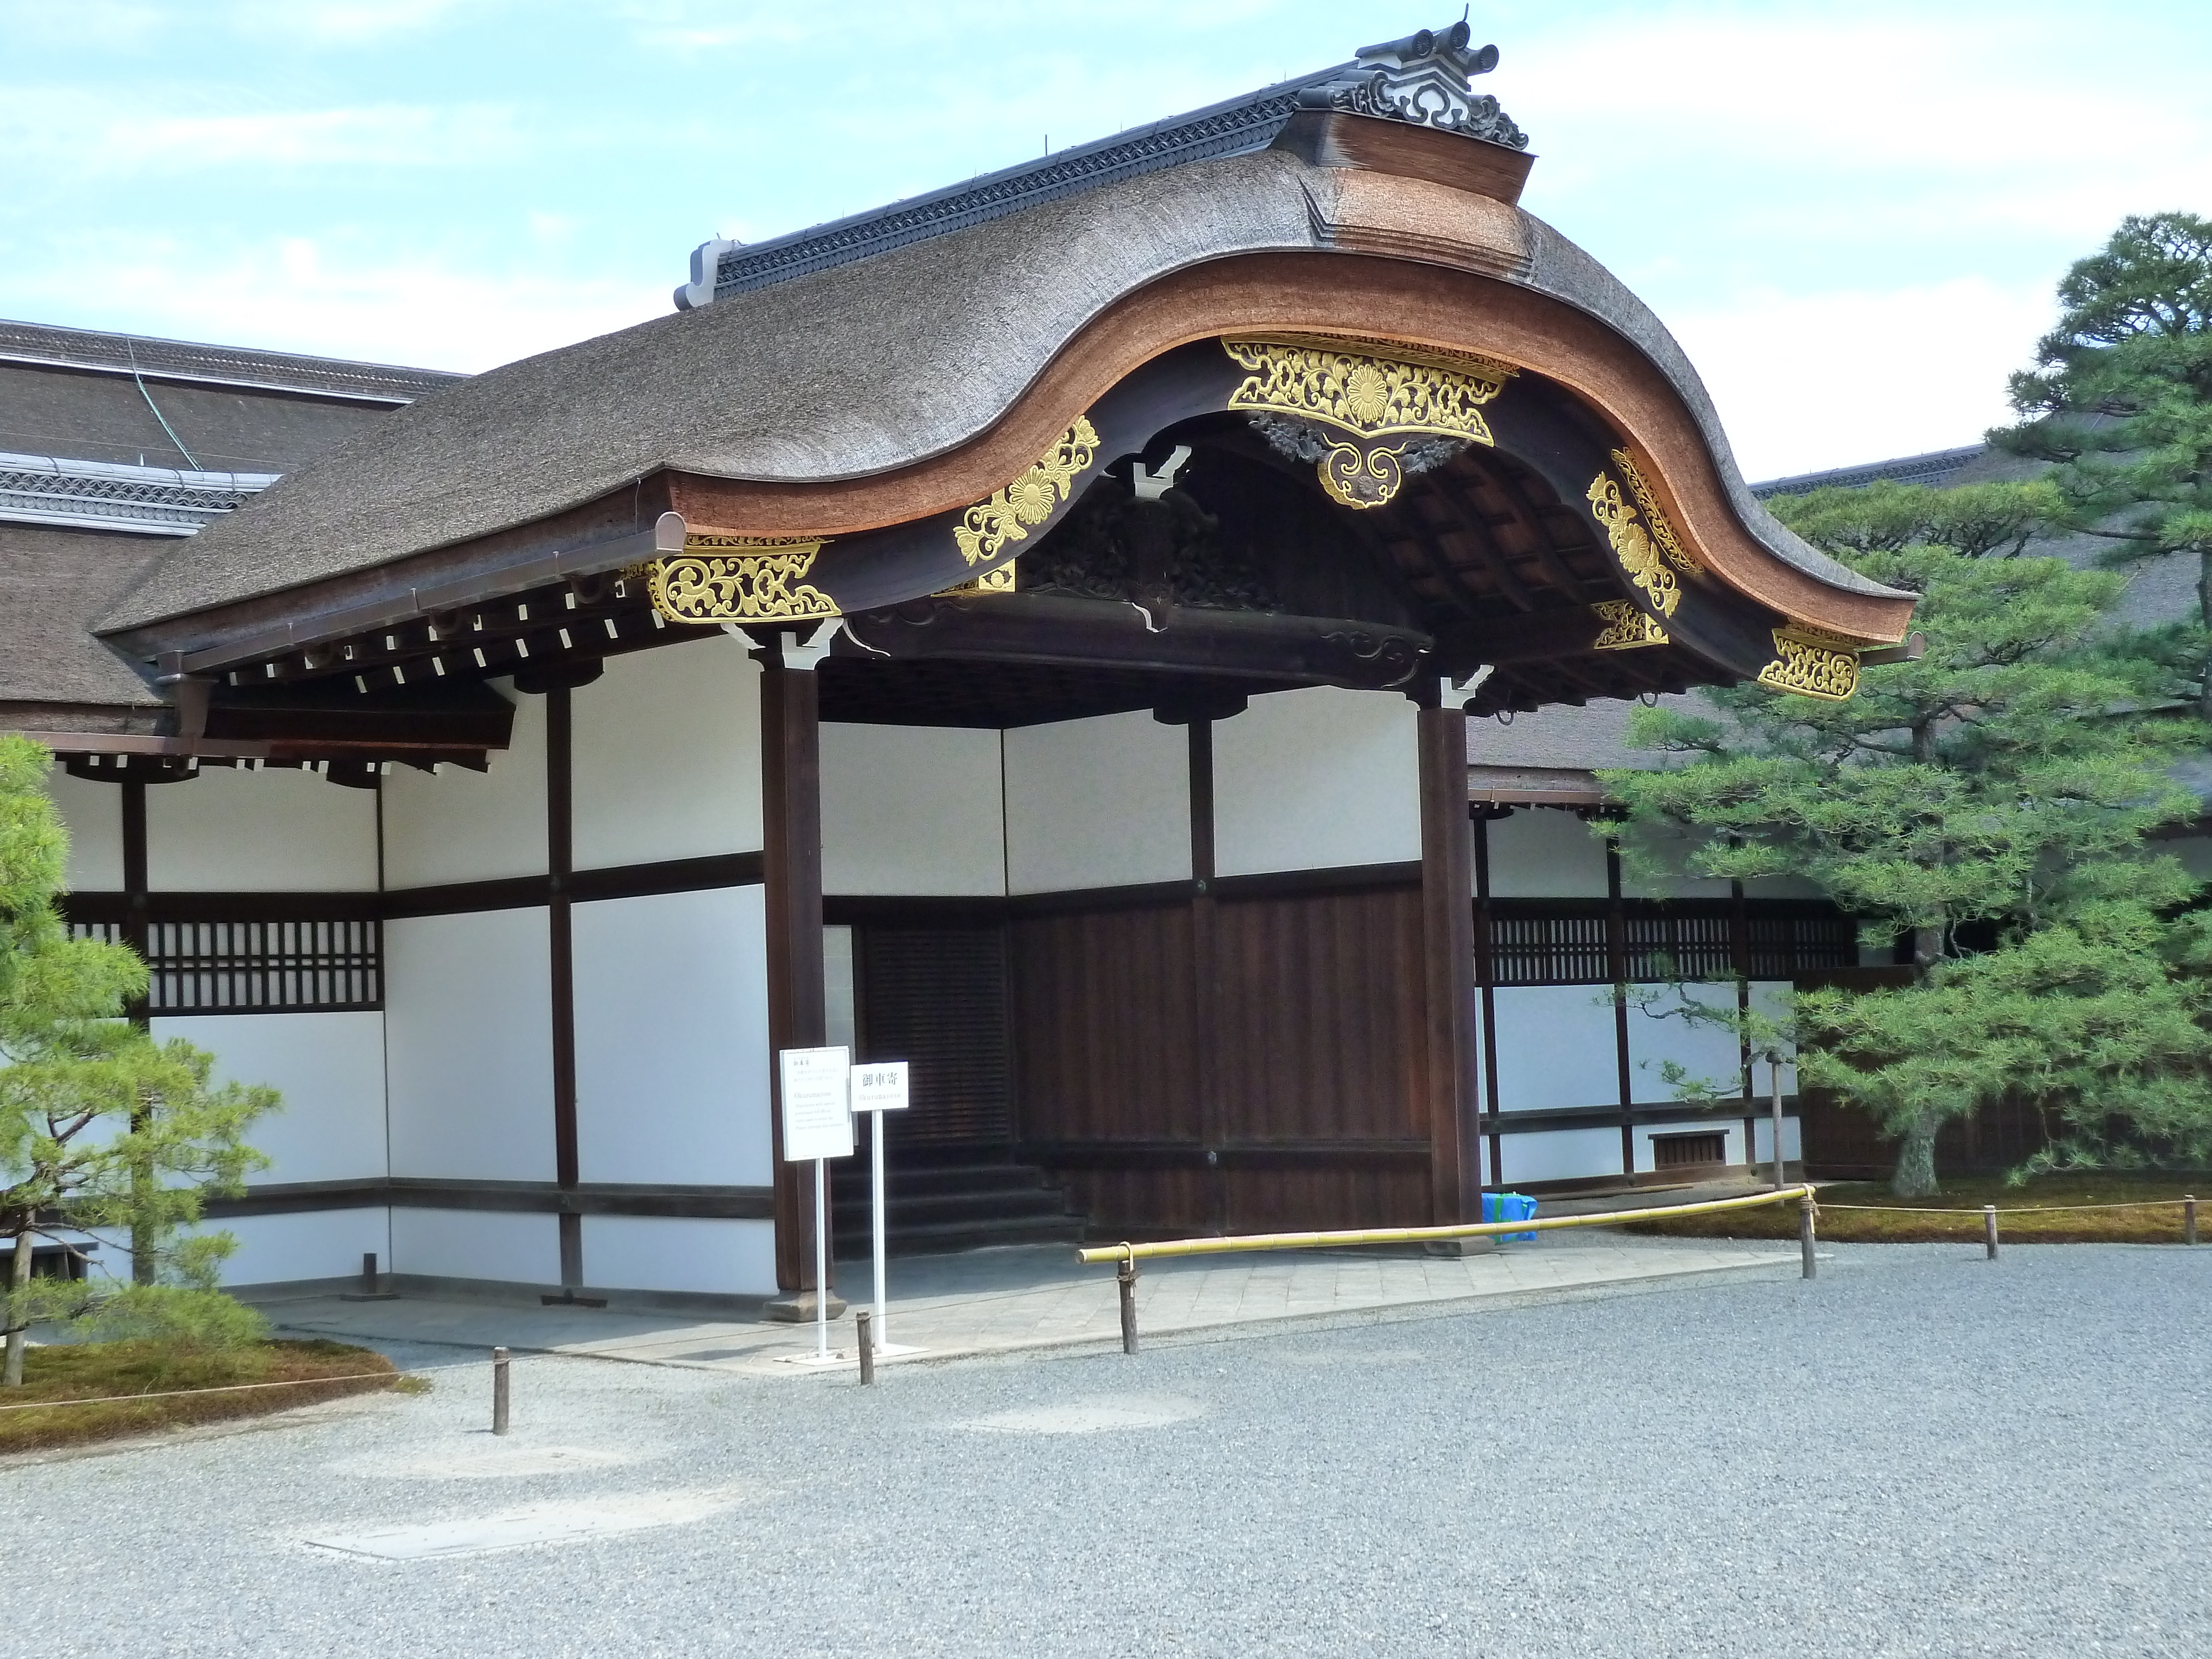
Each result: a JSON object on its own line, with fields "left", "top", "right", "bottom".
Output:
{"left": 1995, "top": 211, "right": 2212, "bottom": 715}
{"left": 0, "top": 737, "right": 276, "bottom": 1386}
{"left": 1599, "top": 492, "right": 2210, "bottom": 1194}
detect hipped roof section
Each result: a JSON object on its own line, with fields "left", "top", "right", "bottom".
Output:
{"left": 102, "top": 88, "right": 1907, "bottom": 643}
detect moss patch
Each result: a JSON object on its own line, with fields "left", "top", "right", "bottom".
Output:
{"left": 0, "top": 1339, "right": 400, "bottom": 1454}
{"left": 1625, "top": 1172, "right": 2210, "bottom": 1244}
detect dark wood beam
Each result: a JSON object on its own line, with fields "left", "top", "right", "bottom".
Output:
{"left": 843, "top": 593, "right": 1432, "bottom": 690}
{"left": 1485, "top": 463, "right": 1600, "bottom": 604}
{"left": 1421, "top": 489, "right": 1540, "bottom": 613}
{"left": 545, "top": 685, "right": 582, "bottom": 1288}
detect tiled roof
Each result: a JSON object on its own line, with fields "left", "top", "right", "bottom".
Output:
{"left": 1750, "top": 445, "right": 1988, "bottom": 499}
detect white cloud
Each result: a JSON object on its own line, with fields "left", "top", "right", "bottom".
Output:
{"left": 221, "top": 0, "right": 478, "bottom": 44}
{"left": 11, "top": 232, "right": 661, "bottom": 373}
{"left": 1666, "top": 278, "right": 2058, "bottom": 481}
{"left": 0, "top": 90, "right": 523, "bottom": 175}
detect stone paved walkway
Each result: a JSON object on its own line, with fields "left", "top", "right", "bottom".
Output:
{"left": 257, "top": 1231, "right": 1796, "bottom": 1376}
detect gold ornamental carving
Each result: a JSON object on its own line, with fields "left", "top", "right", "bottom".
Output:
{"left": 953, "top": 418, "right": 1101, "bottom": 567}
{"left": 1756, "top": 627, "right": 1860, "bottom": 701}
{"left": 1223, "top": 335, "right": 1512, "bottom": 511}
{"left": 647, "top": 535, "right": 837, "bottom": 624}
{"left": 1586, "top": 452, "right": 1697, "bottom": 619}
{"left": 1223, "top": 335, "right": 1513, "bottom": 442}
{"left": 1590, "top": 599, "right": 1668, "bottom": 650}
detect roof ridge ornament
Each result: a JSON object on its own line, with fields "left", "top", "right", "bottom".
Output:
{"left": 1297, "top": 20, "right": 1528, "bottom": 150}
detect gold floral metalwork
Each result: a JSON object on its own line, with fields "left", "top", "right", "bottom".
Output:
{"left": 1585, "top": 473, "right": 1682, "bottom": 618}
{"left": 1756, "top": 627, "right": 1860, "bottom": 701}
{"left": 1225, "top": 335, "right": 1512, "bottom": 511}
{"left": 936, "top": 565, "right": 1018, "bottom": 598}
{"left": 1590, "top": 599, "right": 1668, "bottom": 650}
{"left": 953, "top": 418, "right": 1100, "bottom": 567}
{"left": 1609, "top": 448, "right": 1699, "bottom": 573}
{"left": 1222, "top": 335, "right": 1514, "bottom": 442}
{"left": 647, "top": 535, "right": 836, "bottom": 624}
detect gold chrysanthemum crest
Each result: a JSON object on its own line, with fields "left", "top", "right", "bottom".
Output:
{"left": 954, "top": 418, "right": 1101, "bottom": 567}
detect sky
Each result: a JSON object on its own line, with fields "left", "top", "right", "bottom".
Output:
{"left": 2, "top": 0, "right": 2208, "bottom": 481}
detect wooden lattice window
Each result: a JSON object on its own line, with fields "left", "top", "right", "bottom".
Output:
{"left": 69, "top": 916, "right": 382, "bottom": 1014}
{"left": 1651, "top": 1130, "right": 1728, "bottom": 1170}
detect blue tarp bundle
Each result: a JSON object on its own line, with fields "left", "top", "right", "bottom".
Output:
{"left": 1482, "top": 1191, "right": 1538, "bottom": 1243}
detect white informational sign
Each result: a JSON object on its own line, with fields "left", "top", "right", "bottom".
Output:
{"left": 779, "top": 1046, "right": 853, "bottom": 1163}
{"left": 851, "top": 1061, "right": 909, "bottom": 1115}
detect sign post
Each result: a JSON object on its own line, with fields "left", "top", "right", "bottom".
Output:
{"left": 850, "top": 1061, "right": 920, "bottom": 1356}
{"left": 778, "top": 1045, "right": 853, "bottom": 1366}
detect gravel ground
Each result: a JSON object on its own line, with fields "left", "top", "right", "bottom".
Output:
{"left": 6, "top": 1243, "right": 2208, "bottom": 1658}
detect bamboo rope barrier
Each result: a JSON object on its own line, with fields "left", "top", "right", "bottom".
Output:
{"left": 1076, "top": 1184, "right": 1819, "bottom": 1266}
{"left": 0, "top": 1370, "right": 398, "bottom": 1413}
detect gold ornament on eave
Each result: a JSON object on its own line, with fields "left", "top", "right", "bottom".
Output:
{"left": 648, "top": 534, "right": 837, "bottom": 624}
{"left": 953, "top": 418, "right": 1101, "bottom": 566}
{"left": 1223, "top": 333, "right": 1513, "bottom": 509}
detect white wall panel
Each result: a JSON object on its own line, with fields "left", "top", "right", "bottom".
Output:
{"left": 212, "top": 1208, "right": 391, "bottom": 1288}
{"left": 1495, "top": 1127, "right": 1623, "bottom": 1185}
{"left": 45, "top": 770, "right": 122, "bottom": 891}
{"left": 572, "top": 886, "right": 771, "bottom": 1188}
{"left": 148, "top": 765, "right": 378, "bottom": 891}
{"left": 1213, "top": 687, "right": 1418, "bottom": 878}
{"left": 2171, "top": 836, "right": 2212, "bottom": 882}
{"left": 823, "top": 723, "right": 1005, "bottom": 895}
{"left": 573, "top": 635, "right": 762, "bottom": 870}
{"left": 1625, "top": 984, "right": 1743, "bottom": 1105}
{"left": 1749, "top": 1115, "right": 1804, "bottom": 1166}
{"left": 151, "top": 1011, "right": 388, "bottom": 1185}
{"left": 381, "top": 685, "right": 545, "bottom": 886}
{"left": 390, "top": 1207, "right": 560, "bottom": 1285}
{"left": 1490, "top": 984, "right": 1621, "bottom": 1112}
{"left": 581, "top": 1216, "right": 777, "bottom": 1297}
{"left": 1004, "top": 711, "right": 1188, "bottom": 894}
{"left": 1485, "top": 807, "right": 1609, "bottom": 898}
{"left": 1633, "top": 1122, "right": 1747, "bottom": 1174}
{"left": 384, "top": 909, "right": 555, "bottom": 1181}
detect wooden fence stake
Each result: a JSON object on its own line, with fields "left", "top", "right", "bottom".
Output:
{"left": 492, "top": 1346, "right": 510, "bottom": 1435}
{"left": 1118, "top": 1258, "right": 1139, "bottom": 1355}
{"left": 1983, "top": 1206, "right": 1999, "bottom": 1262}
{"left": 1799, "top": 1192, "right": 1817, "bottom": 1280}
{"left": 857, "top": 1310, "right": 874, "bottom": 1385}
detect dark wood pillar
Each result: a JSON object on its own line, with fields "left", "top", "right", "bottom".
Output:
{"left": 1417, "top": 705, "right": 1477, "bottom": 1224}
{"left": 546, "top": 686, "right": 582, "bottom": 1288}
{"left": 1606, "top": 837, "right": 1635, "bottom": 1178}
{"left": 760, "top": 657, "right": 827, "bottom": 1294}
{"left": 1188, "top": 719, "right": 1223, "bottom": 1233}
{"left": 121, "top": 777, "right": 154, "bottom": 1284}
{"left": 1473, "top": 808, "right": 1502, "bottom": 1193}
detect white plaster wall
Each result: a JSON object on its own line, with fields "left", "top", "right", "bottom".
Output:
{"left": 825, "top": 925, "right": 856, "bottom": 1053}
{"left": 1004, "top": 711, "right": 1190, "bottom": 894}
{"left": 1485, "top": 807, "right": 1609, "bottom": 898}
{"left": 1213, "top": 688, "right": 1420, "bottom": 878}
{"left": 581, "top": 1215, "right": 776, "bottom": 1297}
{"left": 1489, "top": 984, "right": 1621, "bottom": 1111}
{"left": 390, "top": 1208, "right": 560, "bottom": 1285}
{"left": 148, "top": 765, "right": 378, "bottom": 891}
{"left": 572, "top": 886, "right": 772, "bottom": 1188}
{"left": 1749, "top": 1115, "right": 1805, "bottom": 1166}
{"left": 1495, "top": 1127, "right": 1623, "bottom": 1185}
{"left": 1625, "top": 983, "right": 1744, "bottom": 1105}
{"left": 45, "top": 770, "right": 123, "bottom": 891}
{"left": 1744, "top": 872, "right": 1825, "bottom": 899}
{"left": 212, "top": 1208, "right": 392, "bottom": 1288}
{"left": 150, "top": 1011, "right": 388, "bottom": 1185}
{"left": 380, "top": 684, "right": 546, "bottom": 886}
{"left": 823, "top": 722, "right": 1006, "bottom": 896}
{"left": 1632, "top": 1122, "right": 1747, "bottom": 1174}
{"left": 573, "top": 634, "right": 763, "bottom": 870}
{"left": 384, "top": 909, "right": 555, "bottom": 1181}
